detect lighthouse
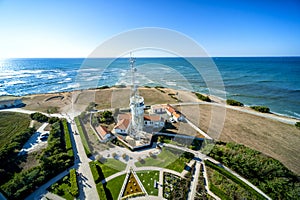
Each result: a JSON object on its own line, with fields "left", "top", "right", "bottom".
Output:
{"left": 129, "top": 56, "right": 145, "bottom": 139}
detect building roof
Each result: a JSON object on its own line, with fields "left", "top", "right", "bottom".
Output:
{"left": 144, "top": 115, "right": 162, "bottom": 122}
{"left": 165, "top": 104, "right": 176, "bottom": 114}
{"left": 95, "top": 125, "right": 110, "bottom": 138}
{"left": 114, "top": 118, "right": 131, "bottom": 130}
{"left": 172, "top": 111, "right": 181, "bottom": 119}
{"left": 151, "top": 104, "right": 165, "bottom": 109}
{"left": 118, "top": 113, "right": 131, "bottom": 120}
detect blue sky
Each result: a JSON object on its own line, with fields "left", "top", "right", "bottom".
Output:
{"left": 0, "top": 0, "right": 299, "bottom": 58}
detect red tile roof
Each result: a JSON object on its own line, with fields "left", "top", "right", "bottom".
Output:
{"left": 144, "top": 115, "right": 162, "bottom": 121}
{"left": 114, "top": 118, "right": 131, "bottom": 130}
{"left": 95, "top": 125, "right": 109, "bottom": 138}
{"left": 165, "top": 104, "right": 176, "bottom": 113}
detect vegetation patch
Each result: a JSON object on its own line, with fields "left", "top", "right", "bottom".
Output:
{"left": 195, "top": 163, "right": 208, "bottom": 200}
{"left": 295, "top": 122, "right": 300, "bottom": 129}
{"left": 163, "top": 172, "right": 189, "bottom": 200}
{"left": 121, "top": 172, "right": 144, "bottom": 199}
{"left": 98, "top": 85, "right": 110, "bottom": 89}
{"left": 90, "top": 159, "right": 124, "bottom": 184}
{"left": 48, "top": 169, "right": 79, "bottom": 200}
{"left": 30, "top": 112, "right": 49, "bottom": 122}
{"left": 93, "top": 174, "right": 126, "bottom": 200}
{"left": 1, "top": 120, "right": 74, "bottom": 200}
{"left": 75, "top": 116, "right": 92, "bottom": 157}
{"left": 250, "top": 105, "right": 270, "bottom": 113}
{"left": 136, "top": 171, "right": 159, "bottom": 196}
{"left": 206, "top": 161, "right": 264, "bottom": 199}
{"left": 62, "top": 119, "right": 73, "bottom": 158}
{"left": 209, "top": 142, "right": 300, "bottom": 199}
{"left": 195, "top": 92, "right": 211, "bottom": 102}
{"left": 0, "top": 112, "right": 30, "bottom": 148}
{"left": 166, "top": 151, "right": 194, "bottom": 172}
{"left": 226, "top": 99, "right": 244, "bottom": 106}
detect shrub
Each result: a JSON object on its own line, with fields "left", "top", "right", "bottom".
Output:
{"left": 295, "top": 122, "right": 300, "bottom": 129}
{"left": 98, "top": 85, "right": 110, "bottom": 89}
{"left": 226, "top": 99, "right": 244, "bottom": 106}
{"left": 250, "top": 106, "right": 270, "bottom": 113}
{"left": 30, "top": 112, "right": 49, "bottom": 122}
{"left": 48, "top": 117, "right": 60, "bottom": 124}
{"left": 195, "top": 93, "right": 211, "bottom": 102}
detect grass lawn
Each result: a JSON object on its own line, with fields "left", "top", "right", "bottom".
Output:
{"left": 106, "top": 174, "right": 126, "bottom": 200}
{"left": 136, "top": 171, "right": 159, "bottom": 196}
{"left": 135, "top": 147, "right": 179, "bottom": 168}
{"left": 103, "top": 158, "right": 127, "bottom": 172}
{"left": 99, "top": 159, "right": 126, "bottom": 178}
{"left": 0, "top": 112, "right": 30, "bottom": 148}
{"left": 166, "top": 157, "right": 190, "bottom": 172}
{"left": 135, "top": 147, "right": 191, "bottom": 173}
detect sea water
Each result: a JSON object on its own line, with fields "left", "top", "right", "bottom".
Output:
{"left": 0, "top": 57, "right": 299, "bottom": 118}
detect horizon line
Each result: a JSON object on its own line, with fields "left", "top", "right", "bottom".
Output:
{"left": 2, "top": 55, "right": 300, "bottom": 59}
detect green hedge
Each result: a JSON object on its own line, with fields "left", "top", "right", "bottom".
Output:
{"left": 250, "top": 106, "right": 270, "bottom": 113}
{"left": 69, "top": 169, "right": 79, "bottom": 197}
{"left": 74, "top": 117, "right": 92, "bottom": 157}
{"left": 226, "top": 99, "right": 244, "bottom": 106}
{"left": 205, "top": 160, "right": 265, "bottom": 200}
{"left": 195, "top": 92, "right": 211, "bottom": 102}
{"left": 62, "top": 119, "right": 73, "bottom": 158}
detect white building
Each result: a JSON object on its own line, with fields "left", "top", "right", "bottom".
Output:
{"left": 144, "top": 115, "right": 165, "bottom": 128}
{"left": 151, "top": 105, "right": 166, "bottom": 114}
{"left": 165, "top": 104, "right": 184, "bottom": 122}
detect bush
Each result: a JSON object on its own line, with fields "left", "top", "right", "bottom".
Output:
{"left": 250, "top": 106, "right": 270, "bottom": 113}
{"left": 195, "top": 92, "right": 211, "bottom": 102}
{"left": 48, "top": 117, "right": 60, "bottom": 124}
{"left": 226, "top": 99, "right": 244, "bottom": 106}
{"left": 30, "top": 112, "right": 49, "bottom": 122}
{"left": 98, "top": 85, "right": 110, "bottom": 89}
{"left": 295, "top": 122, "right": 300, "bottom": 129}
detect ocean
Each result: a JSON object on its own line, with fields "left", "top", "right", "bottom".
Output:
{"left": 0, "top": 57, "right": 299, "bottom": 119}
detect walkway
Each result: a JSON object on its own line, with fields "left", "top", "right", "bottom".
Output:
{"left": 70, "top": 122, "right": 99, "bottom": 200}
{"left": 25, "top": 118, "right": 98, "bottom": 200}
